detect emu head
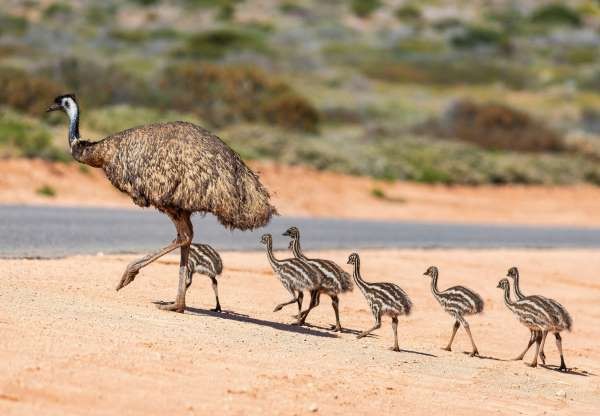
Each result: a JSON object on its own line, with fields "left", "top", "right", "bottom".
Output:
{"left": 47, "top": 94, "right": 78, "bottom": 118}
{"left": 47, "top": 93, "right": 80, "bottom": 145}
{"left": 497, "top": 278, "right": 510, "bottom": 290}
{"left": 282, "top": 226, "right": 299, "bottom": 239}
{"left": 347, "top": 252, "right": 359, "bottom": 265}
{"left": 423, "top": 266, "right": 438, "bottom": 278}
{"left": 260, "top": 234, "right": 271, "bottom": 245}
{"left": 506, "top": 267, "right": 519, "bottom": 279}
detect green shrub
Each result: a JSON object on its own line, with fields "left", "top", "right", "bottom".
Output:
{"left": 161, "top": 64, "right": 319, "bottom": 132}
{"left": 36, "top": 185, "right": 56, "bottom": 197}
{"left": 129, "top": 0, "right": 160, "bottom": 6}
{"left": 0, "top": 67, "right": 64, "bottom": 115}
{"left": 371, "top": 187, "right": 385, "bottom": 199}
{"left": 40, "top": 58, "right": 154, "bottom": 108}
{"left": 0, "top": 109, "right": 69, "bottom": 161}
{"left": 451, "top": 25, "right": 508, "bottom": 49}
{"left": 43, "top": 2, "right": 73, "bottom": 19}
{"left": 362, "top": 57, "right": 529, "bottom": 89}
{"left": 85, "top": 105, "right": 200, "bottom": 135}
{"left": 0, "top": 14, "right": 28, "bottom": 36}
{"left": 530, "top": 4, "right": 581, "bottom": 27}
{"left": 350, "top": 0, "right": 381, "bottom": 18}
{"left": 431, "top": 100, "right": 565, "bottom": 152}
{"left": 172, "top": 28, "right": 267, "bottom": 59}
{"left": 395, "top": 5, "right": 422, "bottom": 23}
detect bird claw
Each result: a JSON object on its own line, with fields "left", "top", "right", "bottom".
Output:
{"left": 441, "top": 346, "right": 451, "bottom": 352}
{"left": 525, "top": 362, "right": 538, "bottom": 368}
{"left": 330, "top": 325, "right": 342, "bottom": 332}
{"left": 539, "top": 353, "right": 546, "bottom": 365}
{"left": 116, "top": 266, "right": 140, "bottom": 291}
{"left": 156, "top": 302, "right": 185, "bottom": 313}
{"left": 470, "top": 350, "right": 480, "bottom": 357}
{"left": 211, "top": 306, "right": 222, "bottom": 313}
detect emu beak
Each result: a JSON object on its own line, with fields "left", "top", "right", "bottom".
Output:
{"left": 282, "top": 230, "right": 290, "bottom": 236}
{"left": 46, "top": 103, "right": 61, "bottom": 113}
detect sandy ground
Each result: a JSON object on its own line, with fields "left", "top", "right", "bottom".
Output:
{"left": 3, "top": 158, "right": 600, "bottom": 226}
{"left": 1, "top": 249, "right": 599, "bottom": 415}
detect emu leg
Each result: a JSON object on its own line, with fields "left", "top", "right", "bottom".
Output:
{"left": 513, "top": 330, "right": 536, "bottom": 361}
{"left": 555, "top": 332, "right": 568, "bottom": 372}
{"left": 460, "top": 318, "right": 479, "bottom": 357}
{"left": 274, "top": 296, "right": 300, "bottom": 312}
{"left": 293, "top": 290, "right": 319, "bottom": 326}
{"left": 539, "top": 330, "right": 548, "bottom": 365}
{"left": 443, "top": 320, "right": 460, "bottom": 351}
{"left": 391, "top": 316, "right": 400, "bottom": 352}
{"left": 526, "top": 331, "right": 542, "bottom": 368}
{"left": 210, "top": 275, "right": 221, "bottom": 312}
{"left": 330, "top": 294, "right": 342, "bottom": 332}
{"left": 293, "top": 291, "right": 304, "bottom": 319}
{"left": 116, "top": 212, "right": 192, "bottom": 291}
{"left": 157, "top": 213, "right": 193, "bottom": 313}
{"left": 357, "top": 313, "right": 381, "bottom": 339}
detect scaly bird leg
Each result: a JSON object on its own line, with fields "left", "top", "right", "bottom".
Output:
{"left": 293, "top": 290, "right": 319, "bottom": 326}
{"left": 526, "top": 331, "right": 542, "bottom": 368}
{"left": 539, "top": 330, "right": 548, "bottom": 365}
{"left": 443, "top": 320, "right": 460, "bottom": 351}
{"left": 210, "top": 275, "right": 221, "bottom": 312}
{"left": 357, "top": 314, "right": 381, "bottom": 339}
{"left": 330, "top": 295, "right": 342, "bottom": 332}
{"left": 116, "top": 211, "right": 192, "bottom": 291}
{"left": 555, "top": 333, "right": 568, "bottom": 372}
{"left": 156, "top": 212, "right": 193, "bottom": 313}
{"left": 391, "top": 316, "right": 400, "bottom": 352}
{"left": 513, "top": 330, "right": 537, "bottom": 361}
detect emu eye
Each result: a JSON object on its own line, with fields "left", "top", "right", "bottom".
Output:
{"left": 63, "top": 100, "right": 70, "bottom": 109}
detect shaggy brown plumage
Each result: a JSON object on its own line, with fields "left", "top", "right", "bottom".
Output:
{"left": 48, "top": 94, "right": 276, "bottom": 312}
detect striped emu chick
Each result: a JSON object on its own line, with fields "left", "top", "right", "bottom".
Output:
{"left": 347, "top": 253, "right": 412, "bottom": 351}
{"left": 497, "top": 279, "right": 559, "bottom": 368}
{"left": 185, "top": 243, "right": 223, "bottom": 312}
{"left": 424, "top": 266, "right": 484, "bottom": 357}
{"left": 283, "top": 227, "right": 353, "bottom": 331}
{"left": 260, "top": 234, "right": 321, "bottom": 325}
{"left": 507, "top": 267, "right": 572, "bottom": 371}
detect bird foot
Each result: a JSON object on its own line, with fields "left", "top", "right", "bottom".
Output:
{"left": 441, "top": 346, "right": 451, "bottom": 352}
{"left": 291, "top": 320, "right": 305, "bottom": 326}
{"left": 330, "top": 324, "right": 343, "bottom": 332}
{"left": 116, "top": 266, "right": 140, "bottom": 291}
{"left": 511, "top": 356, "right": 524, "bottom": 361}
{"left": 211, "top": 306, "right": 222, "bottom": 313}
{"left": 539, "top": 352, "right": 546, "bottom": 365}
{"left": 558, "top": 365, "right": 568, "bottom": 372}
{"left": 470, "top": 350, "right": 480, "bottom": 357}
{"left": 356, "top": 333, "right": 367, "bottom": 339}
{"left": 391, "top": 346, "right": 400, "bottom": 352}
{"left": 525, "top": 362, "right": 538, "bottom": 368}
{"left": 273, "top": 305, "right": 283, "bottom": 312}
{"left": 156, "top": 302, "right": 185, "bottom": 313}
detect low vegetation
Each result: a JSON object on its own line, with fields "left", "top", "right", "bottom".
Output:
{"left": 2, "top": 0, "right": 600, "bottom": 186}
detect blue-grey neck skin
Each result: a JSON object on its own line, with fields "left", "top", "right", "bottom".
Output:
{"left": 68, "top": 108, "right": 80, "bottom": 146}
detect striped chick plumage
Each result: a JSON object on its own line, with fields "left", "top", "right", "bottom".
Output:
{"left": 348, "top": 253, "right": 412, "bottom": 351}
{"left": 424, "top": 266, "right": 483, "bottom": 356}
{"left": 185, "top": 243, "right": 223, "bottom": 312}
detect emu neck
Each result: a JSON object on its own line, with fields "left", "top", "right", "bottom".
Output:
{"left": 265, "top": 240, "right": 280, "bottom": 268}
{"left": 67, "top": 105, "right": 80, "bottom": 146}
{"left": 502, "top": 286, "right": 516, "bottom": 310}
{"left": 291, "top": 237, "right": 306, "bottom": 259}
{"left": 512, "top": 272, "right": 526, "bottom": 300}
{"left": 430, "top": 272, "right": 441, "bottom": 297}
{"left": 352, "top": 261, "right": 368, "bottom": 292}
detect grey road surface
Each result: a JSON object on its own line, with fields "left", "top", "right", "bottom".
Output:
{"left": 1, "top": 205, "right": 600, "bottom": 258}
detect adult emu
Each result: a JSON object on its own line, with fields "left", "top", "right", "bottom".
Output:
{"left": 47, "top": 94, "right": 276, "bottom": 312}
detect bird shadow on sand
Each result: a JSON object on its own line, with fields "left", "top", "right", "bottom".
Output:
{"left": 396, "top": 348, "right": 437, "bottom": 358}
{"left": 540, "top": 364, "right": 593, "bottom": 377}
{"left": 176, "top": 304, "right": 338, "bottom": 339}
{"left": 300, "top": 322, "right": 371, "bottom": 337}
{"left": 461, "top": 351, "right": 505, "bottom": 361}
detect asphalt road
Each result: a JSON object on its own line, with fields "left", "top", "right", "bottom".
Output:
{"left": 1, "top": 205, "right": 600, "bottom": 258}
